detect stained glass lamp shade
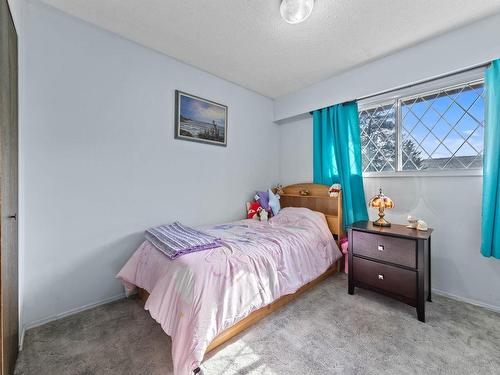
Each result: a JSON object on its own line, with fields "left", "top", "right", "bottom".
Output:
{"left": 369, "top": 188, "right": 394, "bottom": 227}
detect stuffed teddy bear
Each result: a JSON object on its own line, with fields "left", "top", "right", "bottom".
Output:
{"left": 259, "top": 208, "right": 269, "bottom": 222}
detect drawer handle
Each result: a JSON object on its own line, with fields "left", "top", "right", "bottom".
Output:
{"left": 378, "top": 274, "right": 384, "bottom": 280}
{"left": 377, "top": 245, "right": 384, "bottom": 251}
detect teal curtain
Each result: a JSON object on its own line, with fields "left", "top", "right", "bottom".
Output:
{"left": 481, "top": 59, "right": 500, "bottom": 259}
{"left": 313, "top": 101, "right": 368, "bottom": 228}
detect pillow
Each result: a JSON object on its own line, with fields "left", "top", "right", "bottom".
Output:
{"left": 268, "top": 189, "right": 281, "bottom": 216}
{"left": 256, "top": 191, "right": 270, "bottom": 211}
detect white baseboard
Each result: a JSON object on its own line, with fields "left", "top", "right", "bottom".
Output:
{"left": 432, "top": 288, "right": 500, "bottom": 314}
{"left": 19, "top": 292, "right": 125, "bottom": 351}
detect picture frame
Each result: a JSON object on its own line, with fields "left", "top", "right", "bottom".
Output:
{"left": 174, "top": 90, "right": 228, "bottom": 146}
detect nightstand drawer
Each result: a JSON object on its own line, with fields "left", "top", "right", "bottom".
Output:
{"left": 353, "top": 257, "right": 417, "bottom": 300}
{"left": 352, "top": 231, "right": 416, "bottom": 268}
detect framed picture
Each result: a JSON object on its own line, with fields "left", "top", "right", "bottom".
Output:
{"left": 175, "top": 90, "right": 228, "bottom": 146}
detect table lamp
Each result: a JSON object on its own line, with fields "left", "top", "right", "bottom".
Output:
{"left": 369, "top": 188, "right": 394, "bottom": 227}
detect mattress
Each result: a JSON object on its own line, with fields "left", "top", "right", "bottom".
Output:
{"left": 117, "top": 207, "right": 342, "bottom": 375}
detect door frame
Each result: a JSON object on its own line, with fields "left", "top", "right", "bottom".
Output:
{"left": 0, "top": 0, "right": 19, "bottom": 374}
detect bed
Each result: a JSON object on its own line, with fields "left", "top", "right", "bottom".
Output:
{"left": 117, "top": 183, "right": 344, "bottom": 375}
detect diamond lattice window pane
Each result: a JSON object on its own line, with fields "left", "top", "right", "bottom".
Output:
{"left": 432, "top": 95, "right": 453, "bottom": 114}
{"left": 420, "top": 133, "right": 440, "bottom": 155}
{"left": 400, "top": 81, "right": 484, "bottom": 171}
{"left": 402, "top": 111, "right": 419, "bottom": 131}
{"left": 430, "top": 119, "right": 452, "bottom": 139}
{"left": 469, "top": 127, "right": 484, "bottom": 153}
{"left": 402, "top": 140, "right": 427, "bottom": 170}
{"left": 359, "top": 103, "right": 397, "bottom": 172}
{"left": 468, "top": 97, "right": 485, "bottom": 123}
{"left": 420, "top": 109, "right": 440, "bottom": 127}
{"left": 456, "top": 89, "right": 479, "bottom": 109}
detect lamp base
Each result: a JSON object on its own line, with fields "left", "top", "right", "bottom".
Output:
{"left": 373, "top": 217, "right": 391, "bottom": 227}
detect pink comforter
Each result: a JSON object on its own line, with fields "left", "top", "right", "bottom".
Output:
{"left": 117, "top": 207, "right": 342, "bottom": 375}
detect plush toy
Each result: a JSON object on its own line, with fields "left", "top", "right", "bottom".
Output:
{"left": 329, "top": 183, "right": 342, "bottom": 197}
{"left": 339, "top": 236, "right": 349, "bottom": 274}
{"left": 275, "top": 184, "right": 285, "bottom": 196}
{"left": 259, "top": 208, "right": 269, "bottom": 222}
{"left": 246, "top": 201, "right": 262, "bottom": 219}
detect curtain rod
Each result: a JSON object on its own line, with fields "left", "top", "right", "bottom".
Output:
{"left": 356, "top": 61, "right": 491, "bottom": 102}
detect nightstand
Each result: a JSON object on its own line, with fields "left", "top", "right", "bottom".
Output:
{"left": 348, "top": 221, "right": 433, "bottom": 322}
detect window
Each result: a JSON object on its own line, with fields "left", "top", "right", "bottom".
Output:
{"left": 359, "top": 76, "right": 485, "bottom": 174}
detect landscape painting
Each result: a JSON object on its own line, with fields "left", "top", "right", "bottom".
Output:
{"left": 175, "top": 90, "right": 228, "bottom": 146}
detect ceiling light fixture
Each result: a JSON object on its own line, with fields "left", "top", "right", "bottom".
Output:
{"left": 280, "top": 0, "right": 315, "bottom": 24}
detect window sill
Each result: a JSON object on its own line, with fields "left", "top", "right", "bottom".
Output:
{"left": 363, "top": 169, "right": 483, "bottom": 178}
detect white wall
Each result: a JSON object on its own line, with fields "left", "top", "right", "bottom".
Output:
{"left": 274, "top": 12, "right": 500, "bottom": 122}
{"left": 19, "top": 1, "right": 279, "bottom": 330}
{"left": 279, "top": 116, "right": 500, "bottom": 311}
{"left": 279, "top": 115, "right": 313, "bottom": 185}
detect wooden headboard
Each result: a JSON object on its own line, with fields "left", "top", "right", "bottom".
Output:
{"left": 279, "top": 183, "right": 343, "bottom": 238}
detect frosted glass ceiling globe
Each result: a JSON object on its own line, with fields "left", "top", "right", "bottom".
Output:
{"left": 280, "top": 0, "right": 315, "bottom": 24}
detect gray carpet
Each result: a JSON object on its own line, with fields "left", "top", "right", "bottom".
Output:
{"left": 15, "top": 273, "right": 500, "bottom": 375}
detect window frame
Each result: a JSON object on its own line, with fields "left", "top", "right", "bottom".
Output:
{"left": 359, "top": 68, "right": 485, "bottom": 178}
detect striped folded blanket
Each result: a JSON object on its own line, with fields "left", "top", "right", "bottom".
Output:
{"left": 145, "top": 222, "right": 221, "bottom": 259}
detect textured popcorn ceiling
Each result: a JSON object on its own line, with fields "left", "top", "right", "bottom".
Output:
{"left": 40, "top": 0, "right": 500, "bottom": 98}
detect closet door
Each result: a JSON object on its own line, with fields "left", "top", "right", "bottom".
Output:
{"left": 0, "top": 1, "right": 19, "bottom": 374}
